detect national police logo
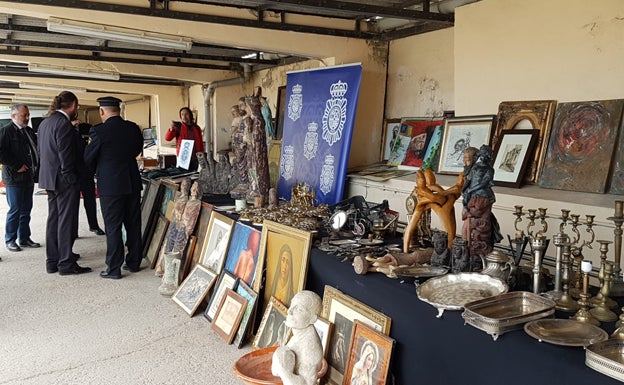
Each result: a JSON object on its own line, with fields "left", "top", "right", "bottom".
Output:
{"left": 280, "top": 145, "right": 295, "bottom": 180}
{"left": 287, "top": 84, "right": 303, "bottom": 122}
{"left": 303, "top": 122, "right": 319, "bottom": 160}
{"left": 321, "top": 80, "right": 348, "bottom": 146}
{"left": 319, "top": 154, "right": 335, "bottom": 194}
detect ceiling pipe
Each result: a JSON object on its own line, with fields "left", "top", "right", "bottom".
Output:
{"left": 203, "top": 63, "right": 251, "bottom": 159}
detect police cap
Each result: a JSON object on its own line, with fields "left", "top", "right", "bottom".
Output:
{"left": 97, "top": 96, "right": 122, "bottom": 108}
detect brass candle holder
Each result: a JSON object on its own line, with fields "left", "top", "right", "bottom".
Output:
{"left": 590, "top": 240, "right": 618, "bottom": 310}
{"left": 589, "top": 261, "right": 618, "bottom": 322}
{"left": 555, "top": 242, "right": 580, "bottom": 312}
{"left": 513, "top": 205, "right": 524, "bottom": 234}
{"left": 571, "top": 260, "right": 600, "bottom": 326}
{"left": 544, "top": 232, "right": 569, "bottom": 301}
{"left": 608, "top": 200, "right": 624, "bottom": 297}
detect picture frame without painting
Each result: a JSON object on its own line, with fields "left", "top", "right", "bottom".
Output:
{"left": 492, "top": 130, "right": 539, "bottom": 188}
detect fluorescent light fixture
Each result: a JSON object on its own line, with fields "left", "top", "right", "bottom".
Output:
{"left": 28, "top": 63, "right": 120, "bottom": 81}
{"left": 20, "top": 82, "right": 87, "bottom": 93}
{"left": 47, "top": 17, "right": 192, "bottom": 51}
{"left": 12, "top": 95, "right": 54, "bottom": 104}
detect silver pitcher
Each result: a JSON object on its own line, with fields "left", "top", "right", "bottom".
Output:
{"left": 480, "top": 250, "right": 516, "bottom": 286}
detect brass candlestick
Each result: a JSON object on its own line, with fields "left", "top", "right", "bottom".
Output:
{"left": 589, "top": 262, "right": 618, "bottom": 322}
{"left": 571, "top": 260, "right": 600, "bottom": 326}
{"left": 608, "top": 200, "right": 624, "bottom": 297}
{"left": 590, "top": 240, "right": 618, "bottom": 310}
{"left": 544, "top": 232, "right": 569, "bottom": 301}
{"left": 612, "top": 309, "right": 624, "bottom": 339}
{"left": 526, "top": 209, "right": 537, "bottom": 238}
{"left": 513, "top": 205, "right": 524, "bottom": 234}
{"left": 555, "top": 242, "right": 580, "bottom": 312}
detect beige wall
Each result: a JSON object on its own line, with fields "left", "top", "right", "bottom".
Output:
{"left": 455, "top": 0, "right": 624, "bottom": 115}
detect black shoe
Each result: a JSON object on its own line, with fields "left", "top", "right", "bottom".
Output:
{"left": 90, "top": 228, "right": 105, "bottom": 235}
{"left": 19, "top": 239, "right": 41, "bottom": 248}
{"left": 46, "top": 266, "right": 58, "bottom": 274}
{"left": 6, "top": 241, "right": 21, "bottom": 252}
{"left": 59, "top": 264, "right": 92, "bottom": 275}
{"left": 100, "top": 270, "right": 122, "bottom": 279}
{"left": 122, "top": 264, "right": 142, "bottom": 273}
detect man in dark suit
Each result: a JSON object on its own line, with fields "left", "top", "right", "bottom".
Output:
{"left": 38, "top": 91, "right": 91, "bottom": 275}
{"left": 85, "top": 96, "right": 143, "bottom": 279}
{"left": 0, "top": 104, "right": 40, "bottom": 253}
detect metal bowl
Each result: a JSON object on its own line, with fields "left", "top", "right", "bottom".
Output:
{"left": 586, "top": 339, "right": 624, "bottom": 382}
{"left": 524, "top": 319, "right": 608, "bottom": 347}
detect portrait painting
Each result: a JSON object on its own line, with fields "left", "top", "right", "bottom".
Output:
{"left": 254, "top": 220, "right": 312, "bottom": 311}
{"left": 223, "top": 222, "right": 262, "bottom": 287}
{"left": 172, "top": 264, "right": 218, "bottom": 316}
{"left": 252, "top": 296, "right": 290, "bottom": 350}
{"left": 399, "top": 118, "right": 444, "bottom": 169}
{"left": 204, "top": 270, "right": 238, "bottom": 322}
{"left": 233, "top": 280, "right": 258, "bottom": 348}
{"left": 438, "top": 116, "right": 494, "bottom": 175}
{"left": 200, "top": 211, "right": 234, "bottom": 274}
{"left": 343, "top": 321, "right": 395, "bottom": 385}
{"left": 539, "top": 100, "right": 624, "bottom": 193}
{"left": 320, "top": 285, "right": 392, "bottom": 385}
{"left": 492, "top": 130, "right": 539, "bottom": 188}
{"left": 211, "top": 288, "right": 248, "bottom": 344}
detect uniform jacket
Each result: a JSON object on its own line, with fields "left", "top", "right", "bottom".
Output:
{"left": 84, "top": 115, "right": 143, "bottom": 196}
{"left": 37, "top": 111, "right": 78, "bottom": 191}
{"left": 0, "top": 121, "right": 38, "bottom": 187}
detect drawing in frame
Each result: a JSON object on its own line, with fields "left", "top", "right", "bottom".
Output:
{"left": 200, "top": 211, "right": 235, "bottom": 275}
{"left": 172, "top": 264, "right": 218, "bottom": 316}
{"left": 252, "top": 296, "right": 291, "bottom": 350}
{"left": 380, "top": 118, "right": 401, "bottom": 162}
{"left": 188, "top": 202, "right": 213, "bottom": 276}
{"left": 493, "top": 100, "right": 557, "bottom": 184}
{"left": 211, "top": 287, "right": 248, "bottom": 344}
{"left": 233, "top": 280, "right": 259, "bottom": 348}
{"left": 253, "top": 220, "right": 313, "bottom": 311}
{"left": 437, "top": 115, "right": 495, "bottom": 175}
{"left": 492, "top": 129, "right": 539, "bottom": 188}
{"left": 204, "top": 270, "right": 239, "bottom": 322}
{"left": 144, "top": 214, "right": 169, "bottom": 269}
{"left": 343, "top": 320, "right": 395, "bottom": 385}
{"left": 223, "top": 222, "right": 262, "bottom": 287}
{"left": 314, "top": 316, "right": 333, "bottom": 358}
{"left": 320, "top": 285, "right": 391, "bottom": 385}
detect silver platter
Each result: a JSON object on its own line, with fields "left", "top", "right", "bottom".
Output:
{"left": 416, "top": 273, "right": 508, "bottom": 318}
{"left": 586, "top": 339, "right": 624, "bottom": 382}
{"left": 524, "top": 319, "right": 608, "bottom": 347}
{"left": 462, "top": 292, "right": 555, "bottom": 341}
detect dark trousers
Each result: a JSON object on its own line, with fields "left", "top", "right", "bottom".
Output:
{"left": 72, "top": 175, "right": 100, "bottom": 239}
{"left": 100, "top": 193, "right": 142, "bottom": 273}
{"left": 46, "top": 185, "right": 80, "bottom": 272}
{"left": 4, "top": 184, "right": 34, "bottom": 243}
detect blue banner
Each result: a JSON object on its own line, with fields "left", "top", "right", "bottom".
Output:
{"left": 277, "top": 63, "right": 363, "bottom": 204}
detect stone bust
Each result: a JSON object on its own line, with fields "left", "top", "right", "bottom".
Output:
{"left": 430, "top": 231, "right": 450, "bottom": 267}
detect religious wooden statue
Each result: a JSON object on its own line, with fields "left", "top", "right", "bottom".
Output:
{"left": 230, "top": 99, "right": 249, "bottom": 194}
{"left": 242, "top": 90, "right": 270, "bottom": 204}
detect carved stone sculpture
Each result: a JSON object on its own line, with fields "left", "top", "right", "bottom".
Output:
{"left": 197, "top": 151, "right": 238, "bottom": 195}
{"left": 451, "top": 238, "right": 470, "bottom": 273}
{"left": 430, "top": 231, "right": 450, "bottom": 267}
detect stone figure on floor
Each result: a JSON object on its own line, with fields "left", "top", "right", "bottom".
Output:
{"left": 243, "top": 91, "right": 270, "bottom": 204}
{"left": 451, "top": 238, "right": 470, "bottom": 273}
{"left": 430, "top": 231, "right": 450, "bottom": 267}
{"left": 272, "top": 290, "right": 324, "bottom": 385}
{"left": 461, "top": 145, "right": 503, "bottom": 268}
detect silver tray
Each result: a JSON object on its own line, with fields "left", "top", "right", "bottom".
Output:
{"left": 393, "top": 265, "right": 449, "bottom": 279}
{"left": 586, "top": 339, "right": 624, "bottom": 382}
{"left": 462, "top": 292, "right": 555, "bottom": 341}
{"left": 416, "top": 273, "right": 508, "bottom": 318}
{"left": 524, "top": 319, "right": 608, "bottom": 347}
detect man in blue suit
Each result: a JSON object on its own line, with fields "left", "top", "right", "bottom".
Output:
{"left": 38, "top": 91, "right": 91, "bottom": 275}
{"left": 85, "top": 96, "right": 143, "bottom": 279}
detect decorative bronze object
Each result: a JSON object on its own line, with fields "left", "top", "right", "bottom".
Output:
{"left": 571, "top": 260, "right": 600, "bottom": 326}
{"left": 608, "top": 200, "right": 624, "bottom": 297}
{"left": 590, "top": 240, "right": 617, "bottom": 310}
{"left": 543, "top": 232, "right": 570, "bottom": 301}
{"left": 589, "top": 261, "right": 618, "bottom": 322}
{"left": 586, "top": 339, "right": 624, "bottom": 382}
{"left": 555, "top": 242, "right": 580, "bottom": 312}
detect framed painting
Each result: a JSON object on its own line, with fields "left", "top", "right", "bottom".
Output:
{"left": 223, "top": 222, "right": 262, "bottom": 287}
{"left": 421, "top": 124, "right": 443, "bottom": 171}
{"left": 233, "top": 280, "right": 259, "bottom": 348}
{"left": 252, "top": 296, "right": 290, "bottom": 350}
{"left": 380, "top": 118, "right": 401, "bottom": 162}
{"left": 254, "top": 220, "right": 313, "bottom": 310}
{"left": 200, "top": 211, "right": 235, "bottom": 275}
{"left": 211, "top": 288, "right": 248, "bottom": 344}
{"left": 399, "top": 118, "right": 444, "bottom": 170}
{"left": 438, "top": 116, "right": 495, "bottom": 175}
{"left": 492, "top": 130, "right": 539, "bottom": 188}
{"left": 314, "top": 316, "right": 333, "bottom": 358}
{"left": 159, "top": 179, "right": 179, "bottom": 217}
{"left": 539, "top": 100, "right": 624, "bottom": 193}
{"left": 493, "top": 100, "right": 557, "bottom": 184}
{"left": 268, "top": 139, "right": 282, "bottom": 189}
{"left": 179, "top": 235, "right": 197, "bottom": 282}
{"left": 343, "top": 320, "right": 395, "bottom": 385}
{"left": 275, "top": 85, "right": 286, "bottom": 140}
{"left": 144, "top": 214, "right": 169, "bottom": 269}
{"left": 204, "top": 270, "right": 239, "bottom": 322}
{"left": 320, "top": 285, "right": 391, "bottom": 385}
{"left": 172, "top": 264, "right": 218, "bottom": 316}
{"left": 140, "top": 179, "right": 162, "bottom": 247}
{"left": 188, "top": 202, "right": 214, "bottom": 276}
{"left": 609, "top": 115, "right": 624, "bottom": 194}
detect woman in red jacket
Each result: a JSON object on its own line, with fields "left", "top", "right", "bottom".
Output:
{"left": 164, "top": 107, "right": 205, "bottom": 170}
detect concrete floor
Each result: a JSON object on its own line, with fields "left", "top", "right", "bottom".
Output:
{"left": 0, "top": 192, "right": 249, "bottom": 385}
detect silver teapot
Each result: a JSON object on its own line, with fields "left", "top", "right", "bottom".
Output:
{"left": 480, "top": 250, "right": 516, "bottom": 286}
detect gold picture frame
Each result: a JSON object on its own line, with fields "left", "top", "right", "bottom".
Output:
{"left": 211, "top": 287, "right": 248, "bottom": 344}
{"left": 321, "top": 285, "right": 392, "bottom": 385}
{"left": 343, "top": 320, "right": 395, "bottom": 385}
{"left": 253, "top": 220, "right": 313, "bottom": 311}
{"left": 252, "top": 296, "right": 290, "bottom": 350}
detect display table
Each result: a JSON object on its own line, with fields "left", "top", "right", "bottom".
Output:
{"left": 304, "top": 247, "right": 621, "bottom": 385}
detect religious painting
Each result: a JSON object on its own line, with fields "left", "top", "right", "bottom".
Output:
{"left": 438, "top": 116, "right": 494, "bottom": 175}
{"left": 492, "top": 100, "right": 556, "bottom": 184}
{"left": 223, "top": 222, "right": 262, "bottom": 287}
{"left": 233, "top": 280, "right": 258, "bottom": 348}
{"left": 172, "top": 264, "right": 218, "bottom": 316}
{"left": 399, "top": 118, "right": 444, "bottom": 170}
{"left": 321, "top": 285, "right": 391, "bottom": 385}
{"left": 204, "top": 270, "right": 239, "bottom": 322}
{"left": 252, "top": 296, "right": 290, "bottom": 350}
{"left": 200, "top": 211, "right": 235, "bottom": 275}
{"left": 492, "top": 130, "right": 539, "bottom": 188}
{"left": 211, "top": 288, "right": 248, "bottom": 344}
{"left": 539, "top": 100, "right": 624, "bottom": 193}
{"left": 253, "top": 220, "right": 312, "bottom": 312}
{"left": 343, "top": 321, "right": 395, "bottom": 385}
{"left": 380, "top": 118, "right": 401, "bottom": 162}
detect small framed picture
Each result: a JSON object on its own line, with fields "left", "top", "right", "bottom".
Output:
{"left": 492, "top": 129, "right": 539, "bottom": 188}
{"left": 380, "top": 118, "right": 401, "bottom": 161}
{"left": 211, "top": 288, "right": 248, "bottom": 344}
{"left": 252, "top": 296, "right": 291, "bottom": 350}
{"left": 314, "top": 316, "right": 333, "bottom": 358}
{"left": 200, "top": 211, "right": 235, "bottom": 275}
{"left": 172, "top": 264, "right": 218, "bottom": 316}
{"left": 223, "top": 222, "right": 262, "bottom": 287}
{"left": 233, "top": 280, "right": 259, "bottom": 348}
{"left": 343, "top": 320, "right": 395, "bottom": 385}
{"left": 204, "top": 270, "right": 239, "bottom": 322}
{"left": 438, "top": 115, "right": 495, "bottom": 174}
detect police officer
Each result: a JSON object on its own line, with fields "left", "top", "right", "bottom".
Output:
{"left": 84, "top": 97, "right": 143, "bottom": 279}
